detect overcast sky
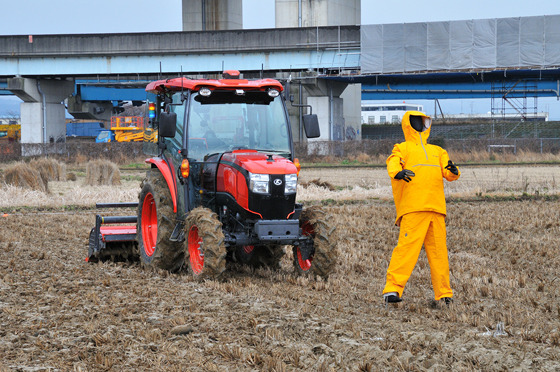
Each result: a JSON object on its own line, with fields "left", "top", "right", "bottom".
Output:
{"left": 1, "top": 0, "right": 560, "bottom": 118}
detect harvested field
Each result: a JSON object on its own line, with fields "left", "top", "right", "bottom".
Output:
{"left": 1, "top": 164, "right": 560, "bottom": 370}
{"left": 298, "top": 164, "right": 560, "bottom": 201}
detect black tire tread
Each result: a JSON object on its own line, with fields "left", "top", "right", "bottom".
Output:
{"left": 184, "top": 207, "right": 227, "bottom": 280}
{"left": 293, "top": 206, "right": 338, "bottom": 278}
{"left": 137, "top": 169, "right": 183, "bottom": 271}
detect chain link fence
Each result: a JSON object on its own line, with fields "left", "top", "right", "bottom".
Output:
{"left": 294, "top": 137, "right": 560, "bottom": 162}
{"left": 2, "top": 124, "right": 560, "bottom": 164}
{"left": 362, "top": 120, "right": 560, "bottom": 140}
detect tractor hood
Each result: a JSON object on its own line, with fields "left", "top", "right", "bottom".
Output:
{"left": 212, "top": 149, "right": 298, "bottom": 220}
{"left": 220, "top": 150, "right": 297, "bottom": 175}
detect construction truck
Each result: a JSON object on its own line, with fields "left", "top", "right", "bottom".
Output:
{"left": 66, "top": 121, "right": 105, "bottom": 139}
{"left": 95, "top": 114, "right": 158, "bottom": 143}
{"left": 88, "top": 70, "right": 337, "bottom": 279}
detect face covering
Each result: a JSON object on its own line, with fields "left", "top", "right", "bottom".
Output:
{"left": 410, "top": 115, "right": 432, "bottom": 132}
{"left": 410, "top": 115, "right": 424, "bottom": 132}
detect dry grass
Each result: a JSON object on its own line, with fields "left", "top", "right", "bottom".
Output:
{"left": 307, "top": 150, "right": 560, "bottom": 166}
{"left": 85, "top": 160, "right": 121, "bottom": 186}
{"left": 299, "top": 179, "right": 336, "bottom": 191}
{"left": 1, "top": 164, "right": 558, "bottom": 209}
{"left": 0, "top": 167, "right": 141, "bottom": 209}
{"left": 2, "top": 158, "right": 66, "bottom": 194}
{"left": 298, "top": 164, "right": 560, "bottom": 202}
{"left": 2, "top": 162, "right": 48, "bottom": 192}
{"left": 29, "top": 158, "right": 66, "bottom": 182}
{"left": 450, "top": 149, "right": 560, "bottom": 163}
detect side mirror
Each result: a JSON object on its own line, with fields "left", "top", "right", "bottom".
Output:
{"left": 303, "top": 114, "right": 320, "bottom": 138}
{"left": 159, "top": 112, "right": 177, "bottom": 138}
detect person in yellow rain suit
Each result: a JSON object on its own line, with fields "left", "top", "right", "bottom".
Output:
{"left": 382, "top": 111, "right": 460, "bottom": 305}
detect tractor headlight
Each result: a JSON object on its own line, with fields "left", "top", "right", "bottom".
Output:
{"left": 284, "top": 174, "right": 297, "bottom": 194}
{"left": 249, "top": 173, "right": 269, "bottom": 194}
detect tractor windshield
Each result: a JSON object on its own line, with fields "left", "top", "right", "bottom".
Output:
{"left": 186, "top": 90, "right": 291, "bottom": 161}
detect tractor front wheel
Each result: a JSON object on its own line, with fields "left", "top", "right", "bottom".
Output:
{"left": 293, "top": 206, "right": 337, "bottom": 279}
{"left": 184, "top": 207, "right": 227, "bottom": 279}
{"left": 137, "top": 170, "right": 183, "bottom": 271}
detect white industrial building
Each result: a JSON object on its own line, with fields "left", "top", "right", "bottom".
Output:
{"left": 361, "top": 103, "right": 424, "bottom": 124}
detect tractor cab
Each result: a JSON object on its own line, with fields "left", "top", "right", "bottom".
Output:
{"left": 150, "top": 71, "right": 318, "bottom": 217}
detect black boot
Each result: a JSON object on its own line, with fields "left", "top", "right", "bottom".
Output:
{"left": 385, "top": 294, "right": 402, "bottom": 303}
{"left": 441, "top": 297, "right": 453, "bottom": 306}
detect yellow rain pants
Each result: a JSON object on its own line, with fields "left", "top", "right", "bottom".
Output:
{"left": 382, "top": 211, "right": 453, "bottom": 301}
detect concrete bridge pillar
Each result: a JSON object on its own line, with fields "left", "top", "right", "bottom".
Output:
{"left": 302, "top": 78, "right": 348, "bottom": 141}
{"left": 7, "top": 77, "right": 74, "bottom": 145}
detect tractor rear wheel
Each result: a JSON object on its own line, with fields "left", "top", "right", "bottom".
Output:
{"left": 293, "top": 206, "right": 337, "bottom": 279}
{"left": 137, "top": 169, "right": 183, "bottom": 271}
{"left": 184, "top": 207, "right": 227, "bottom": 280}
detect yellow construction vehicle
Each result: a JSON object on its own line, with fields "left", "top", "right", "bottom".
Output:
{"left": 110, "top": 116, "right": 145, "bottom": 142}
{"left": 107, "top": 116, "right": 158, "bottom": 143}
{"left": 0, "top": 124, "right": 21, "bottom": 143}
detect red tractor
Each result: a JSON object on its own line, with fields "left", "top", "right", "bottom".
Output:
{"left": 88, "top": 70, "right": 337, "bottom": 279}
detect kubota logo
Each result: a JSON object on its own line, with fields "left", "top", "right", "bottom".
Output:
{"left": 273, "top": 179, "right": 282, "bottom": 186}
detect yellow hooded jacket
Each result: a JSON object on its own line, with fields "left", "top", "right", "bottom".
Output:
{"left": 387, "top": 111, "right": 460, "bottom": 225}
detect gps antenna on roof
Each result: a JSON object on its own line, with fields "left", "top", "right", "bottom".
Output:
{"left": 180, "top": 65, "right": 185, "bottom": 99}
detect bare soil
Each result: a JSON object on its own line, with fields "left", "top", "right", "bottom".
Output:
{"left": 1, "top": 166, "right": 559, "bottom": 371}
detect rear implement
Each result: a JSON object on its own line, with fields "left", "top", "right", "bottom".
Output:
{"left": 87, "top": 202, "right": 139, "bottom": 262}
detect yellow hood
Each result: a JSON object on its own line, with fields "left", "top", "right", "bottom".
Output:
{"left": 402, "top": 111, "right": 431, "bottom": 144}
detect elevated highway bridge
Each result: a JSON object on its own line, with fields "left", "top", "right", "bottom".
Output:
{"left": 0, "top": 15, "right": 559, "bottom": 144}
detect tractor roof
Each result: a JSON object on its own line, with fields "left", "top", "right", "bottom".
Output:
{"left": 145, "top": 70, "right": 283, "bottom": 94}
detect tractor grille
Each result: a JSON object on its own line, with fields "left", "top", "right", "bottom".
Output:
{"left": 248, "top": 175, "right": 296, "bottom": 219}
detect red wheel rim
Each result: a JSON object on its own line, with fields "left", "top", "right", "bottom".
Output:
{"left": 302, "top": 221, "right": 314, "bottom": 237}
{"left": 296, "top": 247, "right": 312, "bottom": 271}
{"left": 188, "top": 226, "right": 204, "bottom": 274}
{"left": 298, "top": 221, "right": 315, "bottom": 271}
{"left": 141, "top": 192, "right": 157, "bottom": 257}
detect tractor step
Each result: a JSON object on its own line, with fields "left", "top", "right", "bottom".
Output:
{"left": 87, "top": 203, "right": 139, "bottom": 263}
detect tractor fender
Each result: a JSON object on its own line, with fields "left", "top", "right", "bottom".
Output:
{"left": 145, "top": 157, "right": 177, "bottom": 213}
